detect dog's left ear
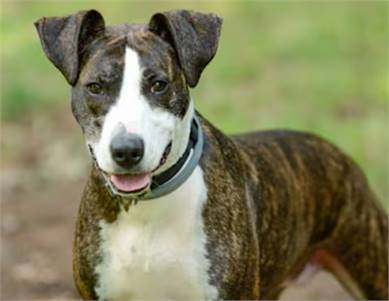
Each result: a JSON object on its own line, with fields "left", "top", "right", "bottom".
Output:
{"left": 149, "top": 10, "right": 222, "bottom": 88}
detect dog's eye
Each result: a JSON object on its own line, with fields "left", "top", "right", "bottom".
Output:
{"left": 86, "top": 83, "right": 103, "bottom": 95}
{"left": 150, "top": 80, "right": 168, "bottom": 94}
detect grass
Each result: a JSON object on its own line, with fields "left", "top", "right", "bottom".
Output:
{"left": 1, "top": 1, "right": 388, "bottom": 205}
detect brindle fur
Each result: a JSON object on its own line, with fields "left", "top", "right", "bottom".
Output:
{"left": 35, "top": 9, "right": 388, "bottom": 300}
{"left": 199, "top": 116, "right": 388, "bottom": 299}
{"left": 72, "top": 114, "right": 388, "bottom": 299}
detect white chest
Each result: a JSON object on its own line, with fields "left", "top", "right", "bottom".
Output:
{"left": 95, "top": 167, "right": 217, "bottom": 300}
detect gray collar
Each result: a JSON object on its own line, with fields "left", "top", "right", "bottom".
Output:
{"left": 101, "top": 115, "right": 204, "bottom": 201}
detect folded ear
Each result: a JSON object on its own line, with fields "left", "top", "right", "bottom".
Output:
{"left": 34, "top": 10, "right": 105, "bottom": 85}
{"left": 149, "top": 10, "right": 222, "bottom": 88}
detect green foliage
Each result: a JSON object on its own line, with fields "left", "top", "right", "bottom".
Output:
{"left": 1, "top": 1, "right": 388, "bottom": 203}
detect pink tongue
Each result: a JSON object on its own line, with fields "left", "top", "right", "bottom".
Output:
{"left": 110, "top": 174, "right": 151, "bottom": 192}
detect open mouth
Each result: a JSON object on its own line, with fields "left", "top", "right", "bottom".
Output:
{"left": 109, "top": 173, "right": 152, "bottom": 194}
{"left": 96, "top": 141, "right": 173, "bottom": 197}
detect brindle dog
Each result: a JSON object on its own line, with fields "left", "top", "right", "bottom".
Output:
{"left": 35, "top": 9, "right": 388, "bottom": 300}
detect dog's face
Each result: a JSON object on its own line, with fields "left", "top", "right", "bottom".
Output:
{"left": 73, "top": 26, "right": 192, "bottom": 192}
{"left": 35, "top": 10, "right": 221, "bottom": 195}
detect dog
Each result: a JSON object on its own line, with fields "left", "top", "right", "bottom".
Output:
{"left": 35, "top": 9, "right": 388, "bottom": 300}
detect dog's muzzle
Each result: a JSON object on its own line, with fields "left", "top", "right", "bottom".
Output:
{"left": 88, "top": 115, "right": 204, "bottom": 201}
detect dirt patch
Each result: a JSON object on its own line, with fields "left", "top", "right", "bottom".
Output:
{"left": 1, "top": 107, "right": 86, "bottom": 300}
{"left": 1, "top": 181, "right": 81, "bottom": 300}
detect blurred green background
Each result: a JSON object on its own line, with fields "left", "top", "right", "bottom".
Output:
{"left": 0, "top": 1, "right": 388, "bottom": 299}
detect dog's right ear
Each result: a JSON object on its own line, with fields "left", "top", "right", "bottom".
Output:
{"left": 34, "top": 10, "right": 105, "bottom": 86}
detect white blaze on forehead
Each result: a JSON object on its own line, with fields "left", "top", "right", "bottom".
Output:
{"left": 93, "top": 47, "right": 191, "bottom": 174}
{"left": 116, "top": 47, "right": 145, "bottom": 132}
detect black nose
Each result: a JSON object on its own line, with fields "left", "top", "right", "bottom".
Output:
{"left": 110, "top": 133, "right": 144, "bottom": 169}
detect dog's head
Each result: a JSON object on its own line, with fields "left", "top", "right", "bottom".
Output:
{"left": 35, "top": 9, "right": 221, "bottom": 196}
